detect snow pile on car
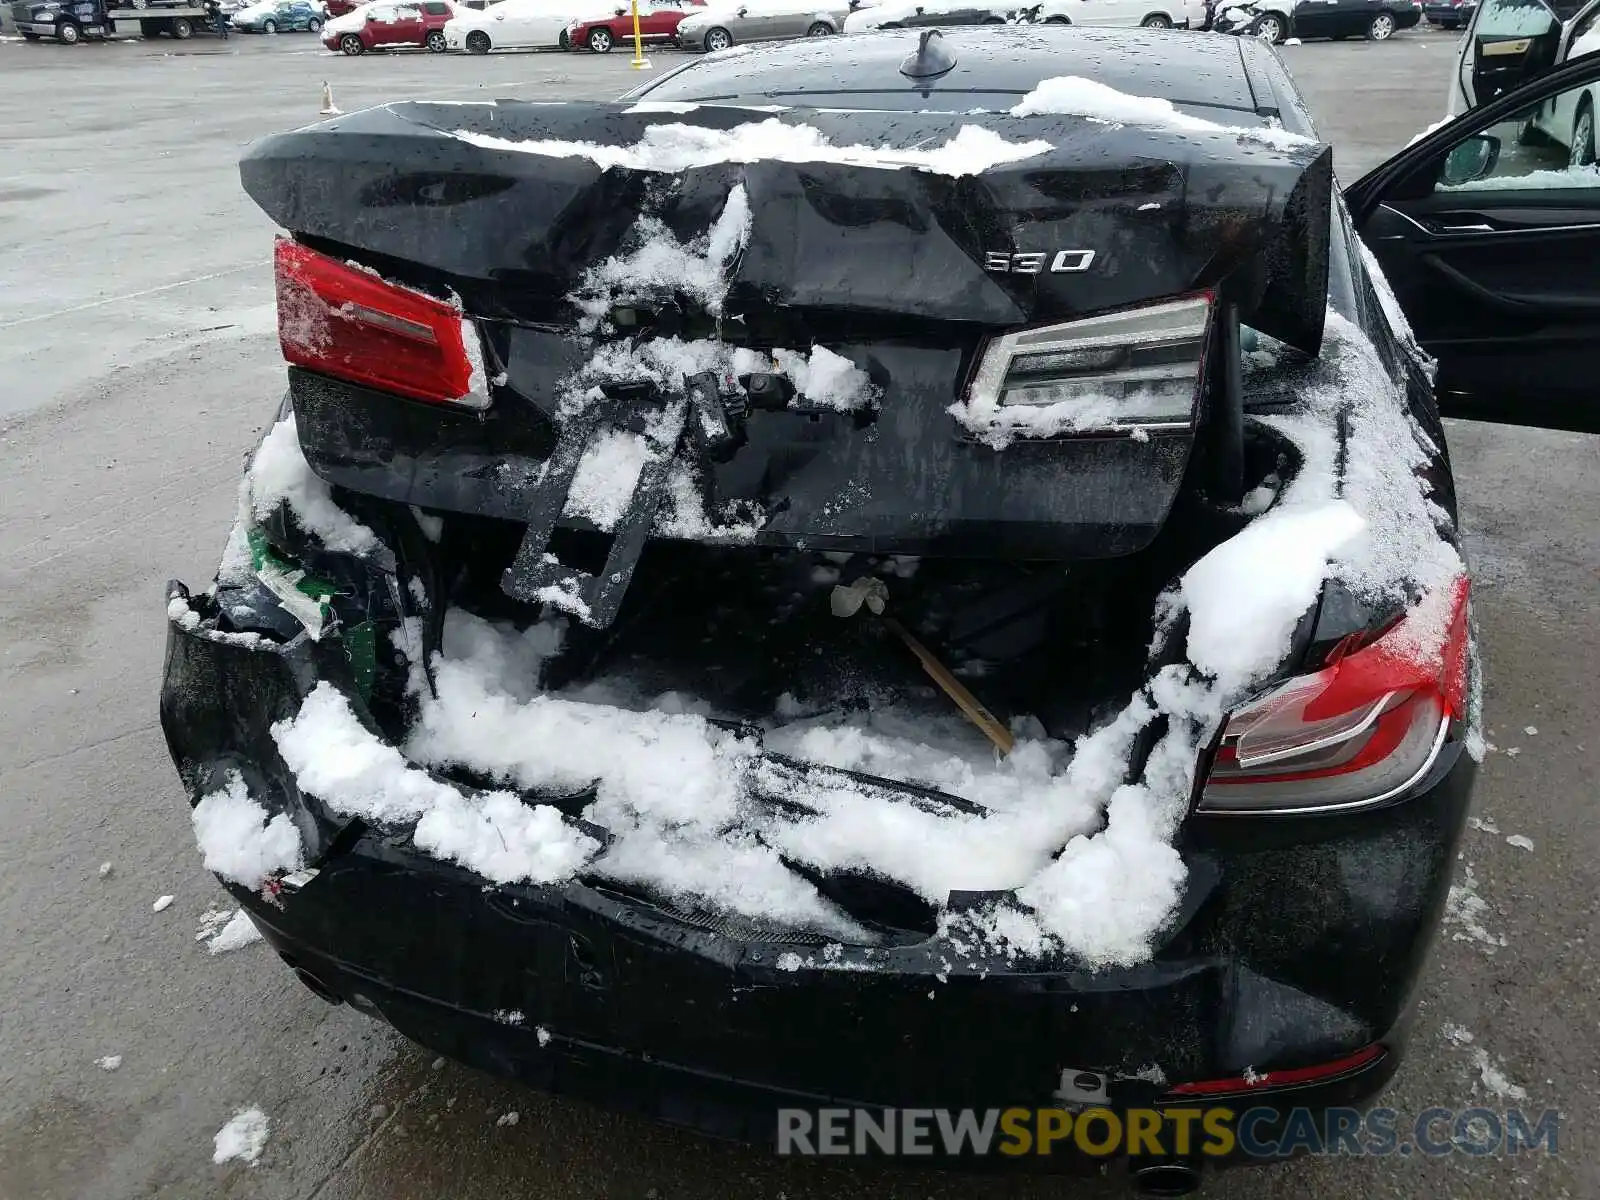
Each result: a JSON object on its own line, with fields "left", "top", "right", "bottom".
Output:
{"left": 455, "top": 118, "right": 1053, "bottom": 177}
{"left": 200, "top": 179, "right": 1462, "bottom": 967}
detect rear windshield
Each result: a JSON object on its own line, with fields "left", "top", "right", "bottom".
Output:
{"left": 637, "top": 83, "right": 1270, "bottom": 125}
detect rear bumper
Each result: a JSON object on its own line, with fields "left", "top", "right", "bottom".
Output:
{"left": 161, "top": 577, "right": 1475, "bottom": 1170}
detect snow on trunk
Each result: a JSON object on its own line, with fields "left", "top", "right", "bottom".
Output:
{"left": 219, "top": 164, "right": 1462, "bottom": 968}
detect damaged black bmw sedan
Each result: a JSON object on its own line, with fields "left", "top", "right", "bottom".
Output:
{"left": 160, "top": 24, "right": 1600, "bottom": 1189}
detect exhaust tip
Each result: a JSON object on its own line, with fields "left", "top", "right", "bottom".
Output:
{"left": 280, "top": 954, "right": 343, "bottom": 1006}
{"left": 1132, "top": 1162, "right": 1202, "bottom": 1197}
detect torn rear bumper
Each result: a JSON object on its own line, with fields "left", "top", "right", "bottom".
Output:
{"left": 160, "top": 580, "right": 1474, "bottom": 1173}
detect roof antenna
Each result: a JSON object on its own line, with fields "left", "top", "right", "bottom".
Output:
{"left": 899, "top": 28, "right": 956, "bottom": 79}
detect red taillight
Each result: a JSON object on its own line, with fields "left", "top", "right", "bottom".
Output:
{"left": 274, "top": 238, "right": 479, "bottom": 406}
{"left": 1162, "top": 1045, "right": 1386, "bottom": 1099}
{"left": 1200, "top": 577, "right": 1468, "bottom": 814}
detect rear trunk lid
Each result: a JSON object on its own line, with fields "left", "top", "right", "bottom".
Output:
{"left": 242, "top": 102, "right": 1330, "bottom": 570}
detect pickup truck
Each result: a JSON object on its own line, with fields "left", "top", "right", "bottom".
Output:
{"left": 11, "top": 0, "right": 216, "bottom": 40}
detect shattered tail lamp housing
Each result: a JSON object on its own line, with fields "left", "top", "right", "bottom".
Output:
{"left": 274, "top": 238, "right": 475, "bottom": 406}
{"left": 1200, "top": 577, "right": 1470, "bottom": 815}
{"left": 964, "top": 294, "right": 1213, "bottom": 437}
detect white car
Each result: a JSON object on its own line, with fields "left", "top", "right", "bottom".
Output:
{"left": 843, "top": 0, "right": 1200, "bottom": 30}
{"left": 1450, "top": 0, "right": 1600, "bottom": 164}
{"left": 674, "top": 0, "right": 854, "bottom": 50}
{"left": 444, "top": 0, "right": 599, "bottom": 50}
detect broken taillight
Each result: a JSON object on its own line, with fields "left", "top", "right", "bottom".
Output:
{"left": 1199, "top": 577, "right": 1469, "bottom": 815}
{"left": 1162, "top": 1044, "right": 1387, "bottom": 1099}
{"left": 274, "top": 238, "right": 480, "bottom": 406}
{"left": 962, "top": 293, "right": 1213, "bottom": 438}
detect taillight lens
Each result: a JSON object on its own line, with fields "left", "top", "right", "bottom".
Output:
{"left": 957, "top": 294, "right": 1212, "bottom": 442}
{"left": 274, "top": 238, "right": 481, "bottom": 407}
{"left": 1200, "top": 576, "right": 1469, "bottom": 815}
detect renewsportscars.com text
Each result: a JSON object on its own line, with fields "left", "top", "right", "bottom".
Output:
{"left": 776, "top": 1106, "right": 1561, "bottom": 1159}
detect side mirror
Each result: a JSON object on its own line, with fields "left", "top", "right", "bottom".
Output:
{"left": 1439, "top": 133, "right": 1501, "bottom": 187}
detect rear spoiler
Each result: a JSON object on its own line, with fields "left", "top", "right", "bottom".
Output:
{"left": 242, "top": 100, "right": 1332, "bottom": 353}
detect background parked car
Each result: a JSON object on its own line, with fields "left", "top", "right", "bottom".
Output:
{"left": 443, "top": 0, "right": 594, "bottom": 50}
{"left": 1448, "top": 0, "right": 1600, "bottom": 158}
{"left": 843, "top": 0, "right": 1201, "bottom": 29}
{"left": 1424, "top": 0, "right": 1475, "bottom": 27}
{"left": 566, "top": 0, "right": 705, "bottom": 51}
{"left": 231, "top": 0, "right": 324, "bottom": 29}
{"left": 1452, "top": 0, "right": 1598, "bottom": 110}
{"left": 321, "top": 0, "right": 452, "bottom": 50}
{"left": 1249, "top": 0, "right": 1421, "bottom": 41}
{"left": 674, "top": 0, "right": 852, "bottom": 50}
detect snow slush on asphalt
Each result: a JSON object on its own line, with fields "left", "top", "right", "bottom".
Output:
{"left": 160, "top": 56, "right": 1479, "bottom": 1183}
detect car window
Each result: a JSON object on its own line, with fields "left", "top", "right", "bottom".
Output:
{"left": 1432, "top": 79, "right": 1600, "bottom": 190}
{"left": 1570, "top": 2, "right": 1600, "bottom": 51}
{"left": 1474, "top": 0, "right": 1559, "bottom": 36}
{"left": 423, "top": 1, "right": 448, "bottom": 12}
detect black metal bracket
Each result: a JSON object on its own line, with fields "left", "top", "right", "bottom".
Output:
{"left": 499, "top": 376, "right": 713, "bottom": 628}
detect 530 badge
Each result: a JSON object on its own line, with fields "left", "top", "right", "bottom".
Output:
{"left": 984, "top": 250, "right": 1097, "bottom": 275}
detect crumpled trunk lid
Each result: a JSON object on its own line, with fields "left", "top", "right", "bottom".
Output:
{"left": 242, "top": 101, "right": 1330, "bottom": 587}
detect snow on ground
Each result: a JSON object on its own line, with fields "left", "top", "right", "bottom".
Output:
{"left": 212, "top": 1106, "right": 270, "bottom": 1166}
{"left": 207, "top": 910, "right": 264, "bottom": 955}
{"left": 1470, "top": 1046, "right": 1529, "bottom": 1102}
{"left": 152, "top": 895, "right": 175, "bottom": 913}
{"left": 454, "top": 118, "right": 1052, "bottom": 177}
{"left": 96, "top": 1055, "right": 123, "bottom": 1071}
{"left": 191, "top": 771, "right": 305, "bottom": 892}
{"left": 1445, "top": 862, "right": 1506, "bottom": 953}
{"left": 195, "top": 907, "right": 234, "bottom": 943}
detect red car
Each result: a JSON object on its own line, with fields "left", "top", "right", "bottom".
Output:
{"left": 566, "top": 0, "right": 703, "bottom": 52}
{"left": 322, "top": 0, "right": 455, "bottom": 52}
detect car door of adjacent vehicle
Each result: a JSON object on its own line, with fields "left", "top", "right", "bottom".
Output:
{"left": 768, "top": 0, "right": 816, "bottom": 37}
{"left": 1540, "top": 0, "right": 1600, "bottom": 140}
{"left": 1070, "top": 0, "right": 1140, "bottom": 27}
{"left": 1348, "top": 52, "right": 1600, "bottom": 432}
{"left": 360, "top": 3, "right": 397, "bottom": 40}
{"left": 393, "top": 2, "right": 426, "bottom": 39}
{"left": 1291, "top": 0, "right": 1340, "bottom": 36}
{"left": 641, "top": 0, "right": 681, "bottom": 35}
{"left": 491, "top": 0, "right": 541, "bottom": 43}
{"left": 1455, "top": 0, "right": 1577, "bottom": 107}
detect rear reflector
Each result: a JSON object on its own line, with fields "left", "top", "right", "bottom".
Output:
{"left": 960, "top": 294, "right": 1212, "bottom": 440}
{"left": 1200, "top": 576, "right": 1469, "bottom": 814}
{"left": 274, "top": 238, "right": 478, "bottom": 406}
{"left": 1162, "top": 1045, "right": 1386, "bottom": 1099}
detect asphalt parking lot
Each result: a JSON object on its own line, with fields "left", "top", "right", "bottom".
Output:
{"left": 1, "top": 24, "right": 1598, "bottom": 1200}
